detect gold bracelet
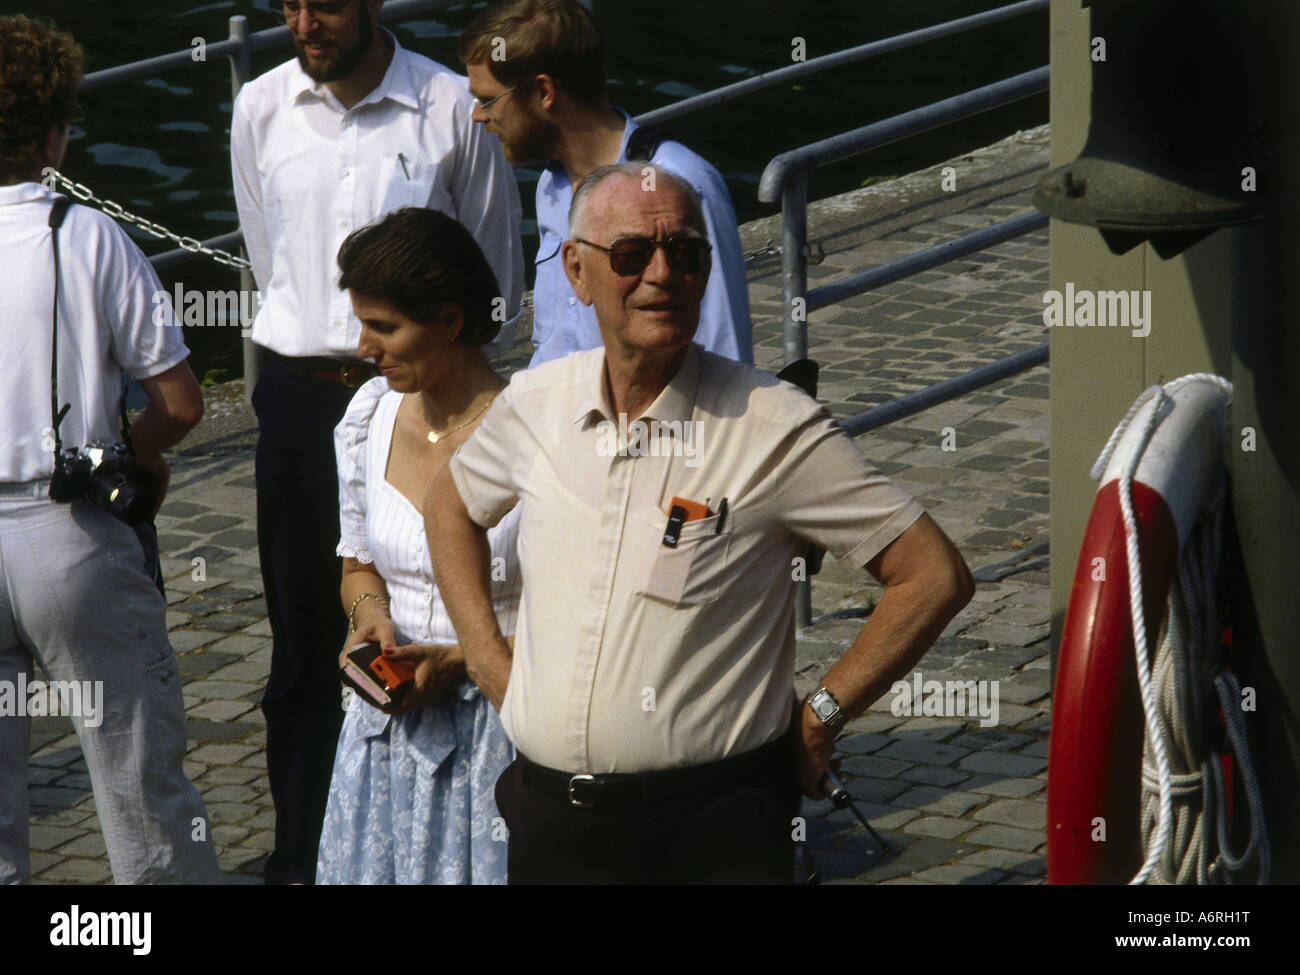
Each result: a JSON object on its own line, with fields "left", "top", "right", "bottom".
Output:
{"left": 348, "top": 592, "right": 389, "bottom": 632}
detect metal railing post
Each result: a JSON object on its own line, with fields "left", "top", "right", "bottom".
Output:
{"left": 229, "top": 14, "right": 258, "bottom": 406}
{"left": 782, "top": 170, "right": 809, "bottom": 365}
{"left": 780, "top": 169, "right": 814, "bottom": 627}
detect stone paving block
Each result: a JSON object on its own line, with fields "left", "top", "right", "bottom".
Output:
{"left": 967, "top": 774, "right": 1045, "bottom": 795}
{"left": 997, "top": 674, "right": 1052, "bottom": 705}
{"left": 958, "top": 750, "right": 1047, "bottom": 778}
{"left": 948, "top": 729, "right": 1034, "bottom": 752}
{"left": 206, "top": 802, "right": 254, "bottom": 826}
{"left": 888, "top": 717, "right": 966, "bottom": 741}
{"left": 31, "top": 808, "right": 94, "bottom": 828}
{"left": 973, "top": 798, "right": 1045, "bottom": 830}
{"left": 188, "top": 743, "right": 259, "bottom": 765}
{"left": 839, "top": 754, "right": 912, "bottom": 779}
{"left": 189, "top": 699, "right": 257, "bottom": 721}
{"left": 186, "top": 718, "right": 261, "bottom": 744}
{"left": 839, "top": 776, "right": 912, "bottom": 804}
{"left": 914, "top": 863, "right": 1008, "bottom": 885}
{"left": 904, "top": 816, "right": 974, "bottom": 840}
{"left": 960, "top": 848, "right": 1045, "bottom": 876}
{"left": 202, "top": 784, "right": 261, "bottom": 804}
{"left": 877, "top": 739, "right": 971, "bottom": 766}
{"left": 54, "top": 832, "right": 107, "bottom": 858}
{"left": 837, "top": 733, "right": 890, "bottom": 755}
{"left": 57, "top": 772, "right": 93, "bottom": 791}
{"left": 28, "top": 786, "right": 86, "bottom": 808}
{"left": 36, "top": 857, "right": 113, "bottom": 884}
{"left": 241, "top": 809, "right": 276, "bottom": 831}
{"left": 201, "top": 766, "right": 264, "bottom": 786}
{"left": 212, "top": 825, "right": 251, "bottom": 847}
{"left": 207, "top": 661, "right": 269, "bottom": 683}
{"left": 29, "top": 824, "right": 86, "bottom": 851}
{"left": 965, "top": 823, "right": 1042, "bottom": 853}
{"left": 894, "top": 786, "right": 986, "bottom": 817}
{"left": 1018, "top": 739, "right": 1048, "bottom": 758}
{"left": 188, "top": 680, "right": 262, "bottom": 701}
{"left": 170, "top": 629, "right": 227, "bottom": 654}
{"left": 842, "top": 713, "right": 907, "bottom": 735}
{"left": 898, "top": 765, "right": 970, "bottom": 788}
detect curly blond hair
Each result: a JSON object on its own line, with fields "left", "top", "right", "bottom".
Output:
{"left": 0, "top": 15, "right": 84, "bottom": 182}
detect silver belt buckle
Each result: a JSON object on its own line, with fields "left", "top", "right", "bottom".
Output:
{"left": 568, "top": 773, "right": 597, "bottom": 808}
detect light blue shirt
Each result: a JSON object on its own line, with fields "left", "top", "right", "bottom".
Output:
{"left": 530, "top": 110, "right": 753, "bottom": 366}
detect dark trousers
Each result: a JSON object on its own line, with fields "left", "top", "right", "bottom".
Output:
{"left": 253, "top": 354, "right": 356, "bottom": 884}
{"left": 495, "top": 733, "right": 801, "bottom": 884}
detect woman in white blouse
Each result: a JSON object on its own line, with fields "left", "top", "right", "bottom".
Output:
{"left": 316, "top": 208, "right": 520, "bottom": 884}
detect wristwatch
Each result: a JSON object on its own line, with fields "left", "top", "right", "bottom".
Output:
{"left": 808, "top": 687, "right": 846, "bottom": 732}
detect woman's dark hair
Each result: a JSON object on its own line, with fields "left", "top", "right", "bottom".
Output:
{"left": 336, "top": 207, "right": 503, "bottom": 346}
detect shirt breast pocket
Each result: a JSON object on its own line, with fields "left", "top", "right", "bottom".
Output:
{"left": 378, "top": 156, "right": 447, "bottom": 214}
{"left": 636, "top": 511, "right": 732, "bottom": 608}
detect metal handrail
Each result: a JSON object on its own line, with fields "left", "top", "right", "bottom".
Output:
{"left": 79, "top": 0, "right": 460, "bottom": 92}
{"left": 757, "top": 66, "right": 1048, "bottom": 368}
{"left": 637, "top": 0, "right": 1046, "bottom": 127}
{"left": 809, "top": 210, "right": 1047, "bottom": 312}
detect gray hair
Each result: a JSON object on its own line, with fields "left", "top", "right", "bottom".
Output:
{"left": 568, "top": 162, "right": 706, "bottom": 242}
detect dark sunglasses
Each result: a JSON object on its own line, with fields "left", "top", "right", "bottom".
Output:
{"left": 575, "top": 235, "right": 711, "bottom": 276}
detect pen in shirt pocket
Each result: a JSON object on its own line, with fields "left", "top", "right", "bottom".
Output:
{"left": 397, "top": 152, "right": 410, "bottom": 179}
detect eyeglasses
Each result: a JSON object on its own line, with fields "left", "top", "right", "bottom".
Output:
{"left": 472, "top": 86, "right": 518, "bottom": 115}
{"left": 575, "top": 235, "right": 711, "bottom": 276}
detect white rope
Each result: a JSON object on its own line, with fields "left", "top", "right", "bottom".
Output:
{"left": 1113, "top": 385, "right": 1175, "bottom": 885}
{"left": 1087, "top": 373, "right": 1251, "bottom": 885}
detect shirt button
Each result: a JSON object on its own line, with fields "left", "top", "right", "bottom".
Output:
{"left": 568, "top": 297, "right": 576, "bottom": 306}
{"left": 338, "top": 219, "right": 347, "bottom": 229}
{"left": 341, "top": 168, "right": 352, "bottom": 179}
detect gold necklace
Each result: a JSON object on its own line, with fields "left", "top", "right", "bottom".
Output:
{"left": 425, "top": 393, "right": 495, "bottom": 445}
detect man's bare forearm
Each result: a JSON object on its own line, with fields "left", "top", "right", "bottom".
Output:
{"left": 819, "top": 569, "right": 969, "bottom": 718}
{"left": 424, "top": 468, "right": 512, "bottom": 710}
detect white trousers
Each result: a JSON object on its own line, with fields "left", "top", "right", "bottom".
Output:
{"left": 0, "top": 491, "right": 220, "bottom": 883}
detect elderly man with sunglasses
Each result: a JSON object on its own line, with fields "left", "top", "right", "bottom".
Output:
{"left": 425, "top": 163, "right": 974, "bottom": 884}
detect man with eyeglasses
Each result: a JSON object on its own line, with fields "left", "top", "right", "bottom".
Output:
{"left": 424, "top": 164, "right": 974, "bottom": 883}
{"left": 231, "top": 0, "right": 524, "bottom": 885}
{"left": 458, "top": 0, "right": 752, "bottom": 367}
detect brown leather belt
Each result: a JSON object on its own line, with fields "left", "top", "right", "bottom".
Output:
{"left": 266, "top": 350, "right": 377, "bottom": 388}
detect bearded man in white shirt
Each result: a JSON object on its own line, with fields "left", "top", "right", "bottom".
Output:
{"left": 426, "top": 163, "right": 974, "bottom": 883}
{"left": 231, "top": 0, "right": 524, "bottom": 885}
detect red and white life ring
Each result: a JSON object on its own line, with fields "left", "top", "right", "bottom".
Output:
{"left": 1048, "top": 376, "right": 1230, "bottom": 884}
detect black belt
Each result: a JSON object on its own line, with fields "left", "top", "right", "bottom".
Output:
{"left": 265, "top": 349, "right": 377, "bottom": 388}
{"left": 520, "top": 730, "right": 793, "bottom": 810}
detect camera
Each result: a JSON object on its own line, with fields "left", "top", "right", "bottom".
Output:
{"left": 49, "top": 440, "right": 156, "bottom": 527}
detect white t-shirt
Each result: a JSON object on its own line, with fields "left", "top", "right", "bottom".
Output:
{"left": 0, "top": 182, "right": 189, "bottom": 484}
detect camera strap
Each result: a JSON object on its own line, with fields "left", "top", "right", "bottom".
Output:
{"left": 47, "top": 197, "right": 134, "bottom": 466}
{"left": 49, "top": 196, "right": 71, "bottom": 461}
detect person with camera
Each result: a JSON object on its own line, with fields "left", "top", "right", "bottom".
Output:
{"left": 0, "top": 15, "right": 219, "bottom": 883}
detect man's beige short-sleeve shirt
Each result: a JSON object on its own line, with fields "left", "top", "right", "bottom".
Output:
{"left": 450, "top": 345, "right": 923, "bottom": 773}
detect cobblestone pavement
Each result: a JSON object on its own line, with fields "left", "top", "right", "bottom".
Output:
{"left": 26, "top": 127, "right": 1053, "bottom": 885}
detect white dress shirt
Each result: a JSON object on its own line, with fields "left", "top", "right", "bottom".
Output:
{"left": 449, "top": 344, "right": 924, "bottom": 773}
{"left": 231, "top": 31, "right": 524, "bottom": 359}
{"left": 0, "top": 183, "right": 189, "bottom": 484}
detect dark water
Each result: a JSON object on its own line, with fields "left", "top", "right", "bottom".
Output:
{"left": 6, "top": 0, "right": 1046, "bottom": 379}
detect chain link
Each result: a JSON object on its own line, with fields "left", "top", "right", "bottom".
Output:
{"left": 39, "top": 169, "right": 826, "bottom": 274}
{"left": 41, "top": 168, "right": 252, "bottom": 270}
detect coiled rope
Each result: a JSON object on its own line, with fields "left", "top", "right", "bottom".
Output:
{"left": 1089, "top": 374, "right": 1267, "bottom": 885}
